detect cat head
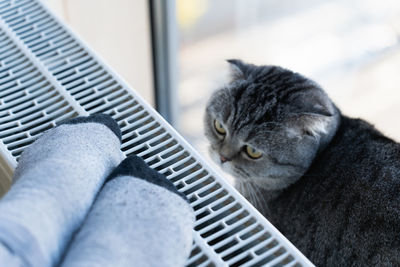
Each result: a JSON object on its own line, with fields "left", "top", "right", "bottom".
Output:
{"left": 204, "top": 59, "right": 340, "bottom": 191}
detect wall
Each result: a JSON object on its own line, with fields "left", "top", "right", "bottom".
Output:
{"left": 45, "top": 0, "right": 155, "bottom": 106}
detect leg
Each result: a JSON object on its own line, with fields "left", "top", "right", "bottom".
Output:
{"left": 0, "top": 114, "right": 123, "bottom": 266}
{"left": 61, "top": 155, "right": 194, "bottom": 267}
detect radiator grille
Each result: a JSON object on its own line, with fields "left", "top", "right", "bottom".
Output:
{"left": 0, "top": 0, "right": 313, "bottom": 266}
{"left": 0, "top": 27, "right": 78, "bottom": 160}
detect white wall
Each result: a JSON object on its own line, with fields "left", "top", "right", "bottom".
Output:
{"left": 45, "top": 0, "right": 155, "bottom": 106}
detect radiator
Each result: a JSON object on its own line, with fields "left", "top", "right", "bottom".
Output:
{"left": 0, "top": 0, "right": 314, "bottom": 266}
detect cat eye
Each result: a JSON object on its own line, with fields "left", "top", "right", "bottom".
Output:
{"left": 214, "top": 120, "right": 226, "bottom": 135}
{"left": 245, "top": 145, "right": 263, "bottom": 159}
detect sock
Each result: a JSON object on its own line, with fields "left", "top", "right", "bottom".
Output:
{"left": 0, "top": 114, "right": 123, "bottom": 267}
{"left": 60, "top": 155, "right": 195, "bottom": 267}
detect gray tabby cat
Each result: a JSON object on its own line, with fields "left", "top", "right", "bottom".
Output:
{"left": 204, "top": 59, "right": 400, "bottom": 266}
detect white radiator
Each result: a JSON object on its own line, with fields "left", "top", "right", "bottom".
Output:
{"left": 0, "top": 0, "right": 314, "bottom": 266}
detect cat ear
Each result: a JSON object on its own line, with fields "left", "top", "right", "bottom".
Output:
{"left": 227, "top": 59, "right": 247, "bottom": 81}
{"left": 286, "top": 113, "right": 334, "bottom": 138}
{"left": 290, "top": 89, "right": 334, "bottom": 117}
{"left": 301, "top": 115, "right": 332, "bottom": 137}
{"left": 288, "top": 90, "right": 336, "bottom": 137}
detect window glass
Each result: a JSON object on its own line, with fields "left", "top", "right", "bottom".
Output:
{"left": 177, "top": 0, "right": 400, "bottom": 160}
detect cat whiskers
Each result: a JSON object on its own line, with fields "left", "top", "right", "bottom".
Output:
{"left": 240, "top": 180, "right": 270, "bottom": 217}
{"left": 235, "top": 166, "right": 251, "bottom": 178}
{"left": 251, "top": 182, "right": 271, "bottom": 216}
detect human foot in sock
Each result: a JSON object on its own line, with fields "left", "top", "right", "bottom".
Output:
{"left": 61, "top": 155, "right": 195, "bottom": 267}
{"left": 0, "top": 114, "right": 123, "bottom": 267}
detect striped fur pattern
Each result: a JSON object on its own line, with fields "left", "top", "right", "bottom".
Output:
{"left": 204, "top": 60, "right": 400, "bottom": 266}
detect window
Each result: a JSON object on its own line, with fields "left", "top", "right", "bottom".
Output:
{"left": 177, "top": 0, "right": 400, "bottom": 158}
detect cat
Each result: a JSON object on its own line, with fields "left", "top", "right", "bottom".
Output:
{"left": 204, "top": 59, "right": 400, "bottom": 266}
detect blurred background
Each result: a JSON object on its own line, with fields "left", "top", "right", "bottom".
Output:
{"left": 46, "top": 0, "right": 400, "bottom": 163}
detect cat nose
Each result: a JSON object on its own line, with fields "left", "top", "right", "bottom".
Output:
{"left": 220, "top": 155, "right": 230, "bottom": 163}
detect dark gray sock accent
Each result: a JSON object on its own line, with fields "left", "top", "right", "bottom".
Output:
{"left": 59, "top": 114, "right": 121, "bottom": 142}
{"left": 107, "top": 155, "right": 187, "bottom": 202}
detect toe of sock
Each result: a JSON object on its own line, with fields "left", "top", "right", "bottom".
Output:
{"left": 59, "top": 114, "right": 121, "bottom": 141}
{"left": 107, "top": 155, "right": 188, "bottom": 202}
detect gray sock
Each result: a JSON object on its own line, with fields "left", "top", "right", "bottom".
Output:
{"left": 61, "top": 155, "right": 194, "bottom": 267}
{"left": 0, "top": 114, "right": 123, "bottom": 267}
